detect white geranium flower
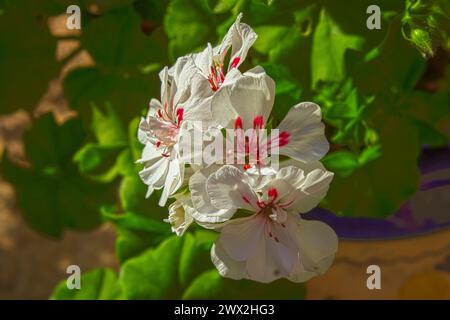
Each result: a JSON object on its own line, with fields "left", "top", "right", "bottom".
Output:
{"left": 137, "top": 63, "right": 197, "bottom": 206}
{"left": 211, "top": 70, "right": 330, "bottom": 167}
{"left": 206, "top": 164, "right": 337, "bottom": 283}
{"left": 192, "top": 13, "right": 257, "bottom": 93}
{"left": 166, "top": 13, "right": 258, "bottom": 123}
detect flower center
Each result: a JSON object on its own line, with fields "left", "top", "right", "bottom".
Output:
{"left": 154, "top": 107, "right": 184, "bottom": 157}
{"left": 207, "top": 57, "right": 241, "bottom": 92}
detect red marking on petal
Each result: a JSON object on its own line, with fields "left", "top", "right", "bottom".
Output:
{"left": 234, "top": 116, "right": 243, "bottom": 129}
{"left": 176, "top": 108, "right": 184, "bottom": 125}
{"left": 156, "top": 140, "right": 162, "bottom": 148}
{"left": 269, "top": 232, "right": 273, "bottom": 238}
{"left": 242, "top": 195, "right": 252, "bottom": 204}
{"left": 243, "top": 164, "right": 251, "bottom": 171}
{"left": 253, "top": 115, "right": 264, "bottom": 129}
{"left": 274, "top": 236, "right": 279, "bottom": 243}
{"left": 230, "top": 57, "right": 240, "bottom": 69}
{"left": 278, "top": 131, "right": 290, "bottom": 147}
{"left": 161, "top": 152, "right": 170, "bottom": 157}
{"left": 281, "top": 223, "right": 286, "bottom": 228}
{"left": 156, "top": 109, "right": 163, "bottom": 118}
{"left": 268, "top": 188, "right": 278, "bottom": 200}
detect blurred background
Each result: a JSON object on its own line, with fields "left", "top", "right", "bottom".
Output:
{"left": 0, "top": 0, "right": 449, "bottom": 299}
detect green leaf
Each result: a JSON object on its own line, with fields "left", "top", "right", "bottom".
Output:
{"left": 164, "top": 0, "right": 216, "bottom": 60}
{"left": 0, "top": 0, "right": 58, "bottom": 114}
{"left": 1, "top": 114, "right": 114, "bottom": 237}
{"left": 311, "top": 8, "right": 364, "bottom": 88}
{"left": 64, "top": 7, "right": 165, "bottom": 122}
{"left": 74, "top": 144, "right": 125, "bottom": 182}
{"left": 91, "top": 103, "right": 128, "bottom": 145}
{"left": 400, "top": 91, "right": 450, "bottom": 147}
{"left": 323, "top": 116, "right": 420, "bottom": 218}
{"left": 51, "top": 268, "right": 122, "bottom": 300}
{"left": 120, "top": 232, "right": 305, "bottom": 299}
{"left": 260, "top": 62, "right": 302, "bottom": 121}
{"left": 212, "top": 0, "right": 239, "bottom": 13}
{"left": 183, "top": 269, "right": 305, "bottom": 299}
{"left": 82, "top": 7, "right": 165, "bottom": 69}
{"left": 322, "top": 151, "right": 359, "bottom": 177}
{"left": 102, "top": 209, "right": 170, "bottom": 235}
{"left": 120, "top": 235, "right": 185, "bottom": 299}
{"left": 73, "top": 104, "right": 129, "bottom": 182}
{"left": 353, "top": 17, "right": 426, "bottom": 96}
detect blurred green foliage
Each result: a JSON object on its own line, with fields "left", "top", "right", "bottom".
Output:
{"left": 0, "top": 0, "right": 449, "bottom": 299}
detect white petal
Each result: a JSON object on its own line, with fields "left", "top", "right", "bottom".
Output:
{"left": 295, "top": 217, "right": 338, "bottom": 275}
{"left": 219, "top": 214, "right": 265, "bottom": 261}
{"left": 277, "top": 102, "right": 329, "bottom": 162}
{"left": 138, "top": 156, "right": 169, "bottom": 188}
{"left": 285, "top": 169, "right": 334, "bottom": 213}
{"left": 189, "top": 165, "right": 236, "bottom": 223}
{"left": 211, "top": 68, "right": 275, "bottom": 128}
{"left": 262, "top": 179, "right": 294, "bottom": 203}
{"left": 137, "top": 142, "right": 162, "bottom": 164}
{"left": 220, "top": 13, "right": 257, "bottom": 70}
{"left": 158, "top": 66, "right": 170, "bottom": 105}
{"left": 275, "top": 166, "right": 305, "bottom": 189}
{"left": 158, "top": 158, "right": 184, "bottom": 206}
{"left": 137, "top": 117, "right": 150, "bottom": 144}
{"left": 246, "top": 227, "right": 298, "bottom": 283}
{"left": 211, "top": 242, "right": 247, "bottom": 280}
{"left": 207, "top": 165, "right": 259, "bottom": 211}
{"left": 165, "top": 194, "right": 194, "bottom": 236}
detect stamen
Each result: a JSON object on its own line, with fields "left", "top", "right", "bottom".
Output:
{"left": 243, "top": 164, "right": 251, "bottom": 170}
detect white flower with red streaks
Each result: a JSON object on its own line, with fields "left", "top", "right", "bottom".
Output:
{"left": 169, "top": 13, "right": 258, "bottom": 123}
{"left": 206, "top": 164, "right": 337, "bottom": 283}
{"left": 137, "top": 64, "right": 195, "bottom": 206}
{"left": 211, "top": 70, "right": 329, "bottom": 170}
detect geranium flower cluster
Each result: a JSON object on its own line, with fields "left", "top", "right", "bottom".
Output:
{"left": 137, "top": 14, "right": 338, "bottom": 283}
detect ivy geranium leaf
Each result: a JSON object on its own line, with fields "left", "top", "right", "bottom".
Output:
{"left": 311, "top": 8, "right": 364, "bottom": 88}
{"left": 64, "top": 6, "right": 165, "bottom": 123}
{"left": 323, "top": 145, "right": 381, "bottom": 178}
{"left": 400, "top": 91, "right": 450, "bottom": 147}
{"left": 51, "top": 268, "right": 122, "bottom": 300}
{"left": 323, "top": 116, "right": 420, "bottom": 218}
{"left": 260, "top": 62, "right": 302, "bottom": 121}
{"left": 0, "top": 0, "right": 58, "bottom": 114}
{"left": 352, "top": 17, "right": 426, "bottom": 96}
{"left": 74, "top": 103, "right": 128, "bottom": 182}
{"left": 164, "top": 0, "right": 217, "bottom": 60}
{"left": 183, "top": 269, "right": 305, "bottom": 299}
{"left": 0, "top": 114, "right": 114, "bottom": 237}
{"left": 120, "top": 232, "right": 305, "bottom": 300}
